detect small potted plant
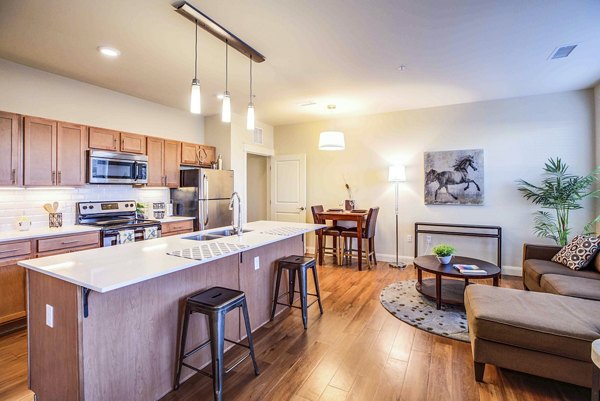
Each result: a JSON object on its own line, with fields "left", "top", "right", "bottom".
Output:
{"left": 432, "top": 244, "right": 456, "bottom": 264}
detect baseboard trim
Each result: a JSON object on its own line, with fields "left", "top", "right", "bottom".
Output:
{"left": 305, "top": 246, "right": 523, "bottom": 277}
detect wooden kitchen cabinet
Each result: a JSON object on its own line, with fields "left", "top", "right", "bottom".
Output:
{"left": 23, "top": 116, "right": 57, "bottom": 186}
{"left": 164, "top": 140, "right": 181, "bottom": 187}
{"left": 146, "top": 137, "right": 165, "bottom": 186}
{"left": 181, "top": 142, "right": 216, "bottom": 167}
{"left": 24, "top": 116, "right": 86, "bottom": 186}
{"left": 120, "top": 132, "right": 146, "bottom": 154}
{"left": 89, "top": 127, "right": 119, "bottom": 151}
{"left": 0, "top": 111, "right": 21, "bottom": 186}
{"left": 161, "top": 220, "right": 194, "bottom": 236}
{"left": 181, "top": 142, "right": 199, "bottom": 165}
{"left": 57, "top": 122, "right": 87, "bottom": 186}
{"left": 0, "top": 240, "right": 32, "bottom": 332}
{"left": 147, "top": 138, "right": 180, "bottom": 188}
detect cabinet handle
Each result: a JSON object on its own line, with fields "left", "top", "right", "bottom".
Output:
{"left": 0, "top": 248, "right": 20, "bottom": 253}
{"left": 11, "top": 169, "right": 16, "bottom": 184}
{"left": 51, "top": 170, "right": 56, "bottom": 184}
{"left": 58, "top": 171, "right": 62, "bottom": 184}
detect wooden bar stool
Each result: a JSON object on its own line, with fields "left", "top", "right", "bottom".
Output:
{"left": 270, "top": 256, "right": 324, "bottom": 329}
{"left": 173, "top": 286, "right": 260, "bottom": 401}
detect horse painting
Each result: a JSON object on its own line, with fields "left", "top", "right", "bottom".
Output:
{"left": 424, "top": 150, "right": 484, "bottom": 205}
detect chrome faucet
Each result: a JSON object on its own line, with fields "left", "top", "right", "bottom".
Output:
{"left": 228, "top": 192, "right": 243, "bottom": 236}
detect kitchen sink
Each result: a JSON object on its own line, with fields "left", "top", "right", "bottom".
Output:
{"left": 182, "top": 229, "right": 253, "bottom": 242}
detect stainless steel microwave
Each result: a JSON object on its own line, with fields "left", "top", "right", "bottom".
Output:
{"left": 88, "top": 150, "right": 148, "bottom": 184}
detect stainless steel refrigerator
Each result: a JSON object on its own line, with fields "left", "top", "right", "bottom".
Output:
{"left": 170, "top": 168, "right": 234, "bottom": 231}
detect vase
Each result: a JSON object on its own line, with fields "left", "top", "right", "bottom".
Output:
{"left": 436, "top": 255, "right": 452, "bottom": 264}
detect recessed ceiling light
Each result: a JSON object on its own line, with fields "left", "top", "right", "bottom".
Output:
{"left": 97, "top": 46, "right": 121, "bottom": 57}
{"left": 397, "top": 65, "right": 407, "bottom": 71}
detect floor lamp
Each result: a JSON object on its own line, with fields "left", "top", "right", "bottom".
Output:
{"left": 388, "top": 165, "right": 407, "bottom": 268}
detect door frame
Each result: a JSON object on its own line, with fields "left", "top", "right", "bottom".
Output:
{"left": 244, "top": 144, "right": 274, "bottom": 221}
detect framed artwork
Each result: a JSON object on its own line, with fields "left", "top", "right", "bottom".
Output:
{"left": 424, "top": 149, "right": 484, "bottom": 205}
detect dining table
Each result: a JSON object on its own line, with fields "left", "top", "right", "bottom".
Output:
{"left": 315, "top": 209, "right": 369, "bottom": 270}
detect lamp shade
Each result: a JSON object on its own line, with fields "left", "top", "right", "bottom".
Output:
{"left": 318, "top": 131, "right": 345, "bottom": 150}
{"left": 388, "top": 165, "right": 406, "bottom": 182}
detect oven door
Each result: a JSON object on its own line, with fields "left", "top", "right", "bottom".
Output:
{"left": 102, "top": 226, "right": 162, "bottom": 247}
{"left": 89, "top": 156, "right": 137, "bottom": 184}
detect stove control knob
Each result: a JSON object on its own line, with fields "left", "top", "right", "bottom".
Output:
{"left": 89, "top": 205, "right": 94, "bottom": 209}
{"left": 82, "top": 206, "right": 88, "bottom": 210}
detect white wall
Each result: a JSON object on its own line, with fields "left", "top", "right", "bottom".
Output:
{"left": 0, "top": 187, "right": 168, "bottom": 231}
{"left": 274, "top": 90, "right": 596, "bottom": 273}
{"left": 0, "top": 58, "right": 204, "bottom": 142}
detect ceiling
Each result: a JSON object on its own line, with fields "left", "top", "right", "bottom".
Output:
{"left": 0, "top": 0, "right": 599, "bottom": 126}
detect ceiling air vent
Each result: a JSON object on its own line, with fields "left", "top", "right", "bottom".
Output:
{"left": 253, "top": 128, "right": 263, "bottom": 145}
{"left": 549, "top": 45, "right": 577, "bottom": 59}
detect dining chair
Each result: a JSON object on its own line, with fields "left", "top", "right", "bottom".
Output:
{"left": 311, "top": 205, "right": 343, "bottom": 263}
{"left": 341, "top": 207, "right": 380, "bottom": 268}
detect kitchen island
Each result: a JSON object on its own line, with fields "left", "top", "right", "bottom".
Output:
{"left": 19, "top": 220, "right": 324, "bottom": 401}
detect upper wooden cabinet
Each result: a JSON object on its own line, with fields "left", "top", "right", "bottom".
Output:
{"left": 164, "top": 140, "right": 181, "bottom": 188}
{"left": 23, "top": 116, "right": 57, "bottom": 186}
{"left": 89, "top": 127, "right": 119, "bottom": 151}
{"left": 89, "top": 128, "right": 146, "bottom": 154}
{"left": 0, "top": 112, "right": 21, "bottom": 186}
{"left": 147, "top": 137, "right": 180, "bottom": 188}
{"left": 57, "top": 122, "right": 87, "bottom": 186}
{"left": 181, "top": 142, "right": 216, "bottom": 167}
{"left": 24, "top": 117, "right": 86, "bottom": 186}
{"left": 120, "top": 132, "right": 146, "bottom": 154}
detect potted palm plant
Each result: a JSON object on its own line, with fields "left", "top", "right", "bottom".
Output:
{"left": 518, "top": 157, "right": 600, "bottom": 246}
{"left": 432, "top": 244, "right": 456, "bottom": 264}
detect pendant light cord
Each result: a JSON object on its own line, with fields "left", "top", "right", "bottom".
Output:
{"left": 225, "top": 40, "right": 228, "bottom": 91}
{"left": 194, "top": 20, "right": 198, "bottom": 80}
{"left": 249, "top": 56, "right": 253, "bottom": 102}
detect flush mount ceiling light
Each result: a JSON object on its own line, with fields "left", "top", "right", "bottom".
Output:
{"left": 221, "top": 41, "right": 231, "bottom": 123}
{"left": 319, "top": 105, "right": 345, "bottom": 150}
{"left": 190, "top": 20, "right": 201, "bottom": 114}
{"left": 97, "top": 46, "right": 120, "bottom": 57}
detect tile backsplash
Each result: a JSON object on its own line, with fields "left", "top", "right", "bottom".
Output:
{"left": 0, "top": 185, "right": 170, "bottom": 231}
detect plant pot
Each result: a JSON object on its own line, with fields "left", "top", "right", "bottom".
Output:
{"left": 436, "top": 255, "right": 453, "bottom": 264}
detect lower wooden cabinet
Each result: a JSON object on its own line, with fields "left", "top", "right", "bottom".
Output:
{"left": 161, "top": 220, "right": 194, "bottom": 237}
{"left": 0, "top": 232, "right": 100, "bottom": 333}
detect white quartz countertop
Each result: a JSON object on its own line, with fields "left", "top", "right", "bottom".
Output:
{"left": 0, "top": 225, "right": 101, "bottom": 243}
{"left": 157, "top": 216, "right": 196, "bottom": 223}
{"left": 19, "top": 221, "right": 324, "bottom": 293}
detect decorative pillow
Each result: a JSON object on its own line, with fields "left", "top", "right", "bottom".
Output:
{"left": 551, "top": 235, "right": 600, "bottom": 271}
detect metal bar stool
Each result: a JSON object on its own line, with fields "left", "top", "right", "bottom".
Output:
{"left": 270, "top": 256, "right": 324, "bottom": 329}
{"left": 173, "top": 286, "right": 260, "bottom": 401}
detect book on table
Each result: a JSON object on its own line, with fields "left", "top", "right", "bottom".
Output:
{"left": 453, "top": 264, "right": 488, "bottom": 275}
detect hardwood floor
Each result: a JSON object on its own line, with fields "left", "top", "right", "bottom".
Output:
{"left": 160, "top": 259, "right": 591, "bottom": 401}
{"left": 0, "top": 258, "right": 591, "bottom": 401}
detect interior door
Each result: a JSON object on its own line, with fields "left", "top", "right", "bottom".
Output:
{"left": 270, "top": 154, "right": 307, "bottom": 223}
{"left": 56, "top": 122, "right": 87, "bottom": 186}
{"left": 24, "top": 116, "right": 57, "bottom": 186}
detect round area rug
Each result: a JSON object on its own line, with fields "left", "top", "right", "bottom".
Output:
{"left": 379, "top": 279, "right": 470, "bottom": 342}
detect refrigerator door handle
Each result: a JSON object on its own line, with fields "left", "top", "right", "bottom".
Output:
{"left": 203, "top": 174, "right": 209, "bottom": 227}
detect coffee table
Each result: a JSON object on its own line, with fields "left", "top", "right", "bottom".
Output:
{"left": 413, "top": 255, "right": 501, "bottom": 310}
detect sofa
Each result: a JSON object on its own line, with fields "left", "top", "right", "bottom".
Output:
{"left": 464, "top": 243, "right": 600, "bottom": 388}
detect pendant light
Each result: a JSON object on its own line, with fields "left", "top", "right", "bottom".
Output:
{"left": 319, "top": 105, "right": 345, "bottom": 150}
{"left": 221, "top": 40, "right": 231, "bottom": 123}
{"left": 190, "top": 20, "right": 201, "bottom": 114}
{"left": 247, "top": 56, "right": 255, "bottom": 130}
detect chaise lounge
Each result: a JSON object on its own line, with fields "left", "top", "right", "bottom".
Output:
{"left": 465, "top": 243, "right": 600, "bottom": 387}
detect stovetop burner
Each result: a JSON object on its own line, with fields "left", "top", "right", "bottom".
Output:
{"left": 76, "top": 200, "right": 161, "bottom": 231}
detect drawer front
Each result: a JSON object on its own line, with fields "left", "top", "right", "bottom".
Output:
{"left": 161, "top": 220, "right": 194, "bottom": 235}
{"left": 0, "top": 241, "right": 32, "bottom": 260}
{"left": 36, "top": 243, "right": 100, "bottom": 258}
{"left": 37, "top": 232, "right": 99, "bottom": 253}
